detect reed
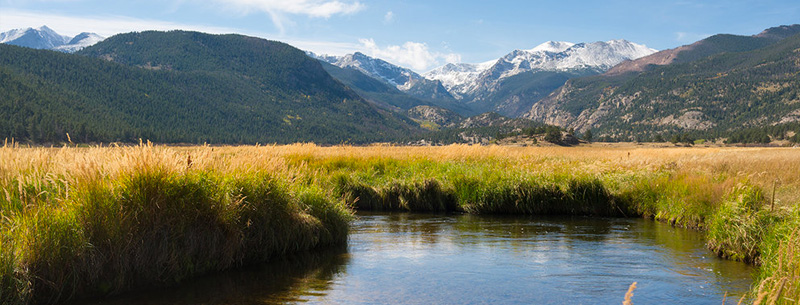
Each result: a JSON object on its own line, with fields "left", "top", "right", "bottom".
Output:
{"left": 707, "top": 184, "right": 779, "bottom": 264}
{"left": 752, "top": 210, "right": 800, "bottom": 304}
{"left": 2, "top": 143, "right": 799, "bottom": 303}
{"left": 0, "top": 144, "right": 351, "bottom": 304}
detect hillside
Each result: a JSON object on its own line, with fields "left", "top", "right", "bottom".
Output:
{"left": 0, "top": 31, "right": 419, "bottom": 144}
{"left": 524, "top": 25, "right": 800, "bottom": 141}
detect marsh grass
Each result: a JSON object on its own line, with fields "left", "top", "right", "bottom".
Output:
{"left": 707, "top": 185, "right": 779, "bottom": 264}
{"left": 752, "top": 210, "right": 800, "bottom": 304}
{"left": 2, "top": 144, "right": 799, "bottom": 303}
{"left": 0, "top": 145, "right": 351, "bottom": 304}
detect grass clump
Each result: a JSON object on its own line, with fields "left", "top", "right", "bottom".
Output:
{"left": 459, "top": 176, "right": 626, "bottom": 216}
{"left": 706, "top": 184, "right": 779, "bottom": 264}
{"left": 332, "top": 174, "right": 457, "bottom": 212}
{"left": 751, "top": 210, "right": 800, "bottom": 304}
{"left": 0, "top": 146, "right": 351, "bottom": 304}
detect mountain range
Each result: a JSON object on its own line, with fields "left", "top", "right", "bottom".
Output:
{"left": 0, "top": 26, "right": 104, "bottom": 52}
{"left": 523, "top": 24, "right": 800, "bottom": 141}
{"left": 315, "top": 39, "right": 656, "bottom": 117}
{"left": 313, "top": 51, "right": 462, "bottom": 113}
{"left": 2, "top": 24, "right": 799, "bottom": 144}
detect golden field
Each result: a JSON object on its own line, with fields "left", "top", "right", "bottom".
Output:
{"left": 1, "top": 143, "right": 799, "bottom": 304}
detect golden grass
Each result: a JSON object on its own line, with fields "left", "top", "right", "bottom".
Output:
{"left": 2, "top": 143, "right": 799, "bottom": 304}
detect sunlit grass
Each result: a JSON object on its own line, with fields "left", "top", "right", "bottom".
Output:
{"left": 1, "top": 143, "right": 798, "bottom": 303}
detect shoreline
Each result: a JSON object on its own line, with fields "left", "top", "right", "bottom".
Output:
{"left": 1, "top": 144, "right": 797, "bottom": 303}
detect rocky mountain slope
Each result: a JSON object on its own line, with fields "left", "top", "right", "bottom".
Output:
{"left": 523, "top": 25, "right": 800, "bottom": 141}
{"left": 424, "top": 40, "right": 657, "bottom": 117}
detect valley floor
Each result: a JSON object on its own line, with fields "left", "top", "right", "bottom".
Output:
{"left": 1, "top": 144, "right": 798, "bottom": 304}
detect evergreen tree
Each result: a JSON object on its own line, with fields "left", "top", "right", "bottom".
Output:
{"left": 545, "top": 128, "right": 562, "bottom": 143}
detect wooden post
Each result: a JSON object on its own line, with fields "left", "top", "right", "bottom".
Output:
{"left": 771, "top": 179, "right": 777, "bottom": 212}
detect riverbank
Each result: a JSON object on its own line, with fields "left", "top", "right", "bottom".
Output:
{"left": 0, "top": 144, "right": 351, "bottom": 304}
{"left": 1, "top": 144, "right": 798, "bottom": 303}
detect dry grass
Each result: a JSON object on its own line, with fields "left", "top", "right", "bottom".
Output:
{"left": 0, "top": 143, "right": 351, "bottom": 304}
{"left": 2, "top": 143, "right": 799, "bottom": 304}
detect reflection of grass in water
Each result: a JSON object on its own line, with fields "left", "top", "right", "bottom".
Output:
{"left": 80, "top": 246, "right": 349, "bottom": 305}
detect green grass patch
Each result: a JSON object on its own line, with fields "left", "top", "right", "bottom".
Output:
{"left": 0, "top": 169, "right": 350, "bottom": 304}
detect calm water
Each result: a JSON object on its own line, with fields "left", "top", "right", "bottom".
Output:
{"left": 88, "top": 213, "right": 755, "bottom": 304}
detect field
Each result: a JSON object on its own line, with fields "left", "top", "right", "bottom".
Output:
{"left": 1, "top": 143, "right": 799, "bottom": 304}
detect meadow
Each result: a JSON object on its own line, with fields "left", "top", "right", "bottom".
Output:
{"left": 0, "top": 142, "right": 798, "bottom": 304}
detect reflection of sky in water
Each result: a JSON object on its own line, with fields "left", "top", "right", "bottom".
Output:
{"left": 310, "top": 213, "right": 754, "bottom": 304}
{"left": 85, "top": 213, "right": 754, "bottom": 305}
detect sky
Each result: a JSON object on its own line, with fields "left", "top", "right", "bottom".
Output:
{"left": 1, "top": 0, "right": 799, "bottom": 72}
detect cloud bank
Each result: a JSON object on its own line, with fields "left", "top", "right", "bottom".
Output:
{"left": 358, "top": 38, "right": 461, "bottom": 72}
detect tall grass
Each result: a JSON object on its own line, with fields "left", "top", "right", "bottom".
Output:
{"left": 707, "top": 184, "right": 779, "bottom": 264}
{"left": 2, "top": 143, "right": 799, "bottom": 303}
{"left": 0, "top": 144, "right": 351, "bottom": 304}
{"left": 752, "top": 209, "right": 800, "bottom": 304}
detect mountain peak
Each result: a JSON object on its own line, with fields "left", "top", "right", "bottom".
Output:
{"left": 530, "top": 41, "right": 575, "bottom": 53}
{"left": 0, "top": 25, "right": 68, "bottom": 49}
{"left": 0, "top": 25, "right": 102, "bottom": 52}
{"left": 36, "top": 25, "right": 57, "bottom": 33}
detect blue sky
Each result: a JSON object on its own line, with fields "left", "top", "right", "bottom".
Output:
{"left": 1, "top": 0, "right": 799, "bottom": 72}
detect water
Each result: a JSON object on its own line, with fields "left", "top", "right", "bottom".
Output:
{"left": 87, "top": 213, "right": 755, "bottom": 304}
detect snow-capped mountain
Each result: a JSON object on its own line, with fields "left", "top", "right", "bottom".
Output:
{"left": 425, "top": 40, "right": 657, "bottom": 97}
{"left": 54, "top": 32, "right": 105, "bottom": 53}
{"left": 529, "top": 41, "right": 575, "bottom": 53}
{"left": 323, "top": 52, "right": 418, "bottom": 88}
{"left": 0, "top": 26, "right": 69, "bottom": 49}
{"left": 0, "top": 26, "right": 104, "bottom": 52}
{"left": 422, "top": 61, "right": 495, "bottom": 99}
{"left": 314, "top": 52, "right": 455, "bottom": 102}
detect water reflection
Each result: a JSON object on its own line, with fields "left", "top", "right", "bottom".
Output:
{"left": 85, "top": 213, "right": 754, "bottom": 304}
{"left": 82, "top": 246, "right": 349, "bottom": 305}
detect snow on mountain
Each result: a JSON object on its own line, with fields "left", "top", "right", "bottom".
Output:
{"left": 425, "top": 40, "right": 657, "bottom": 97}
{"left": 53, "top": 32, "right": 105, "bottom": 52}
{"left": 529, "top": 41, "right": 575, "bottom": 53}
{"left": 313, "top": 51, "right": 455, "bottom": 101}
{"left": 0, "top": 26, "right": 69, "bottom": 49}
{"left": 320, "top": 52, "right": 420, "bottom": 88}
{"left": 490, "top": 40, "right": 656, "bottom": 80}
{"left": 0, "top": 26, "right": 103, "bottom": 52}
{"left": 422, "top": 60, "right": 495, "bottom": 99}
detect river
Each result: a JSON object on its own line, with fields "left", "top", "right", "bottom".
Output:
{"left": 87, "top": 212, "right": 754, "bottom": 304}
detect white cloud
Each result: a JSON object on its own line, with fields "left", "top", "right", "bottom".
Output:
{"left": 358, "top": 38, "right": 461, "bottom": 72}
{"left": 209, "top": 0, "right": 364, "bottom": 33}
{"left": 219, "top": 0, "right": 364, "bottom": 17}
{"left": 285, "top": 39, "right": 361, "bottom": 56}
{"left": 0, "top": 8, "right": 240, "bottom": 37}
{"left": 383, "top": 11, "right": 394, "bottom": 24}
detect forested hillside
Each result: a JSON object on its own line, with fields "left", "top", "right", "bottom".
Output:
{"left": 0, "top": 31, "right": 420, "bottom": 144}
